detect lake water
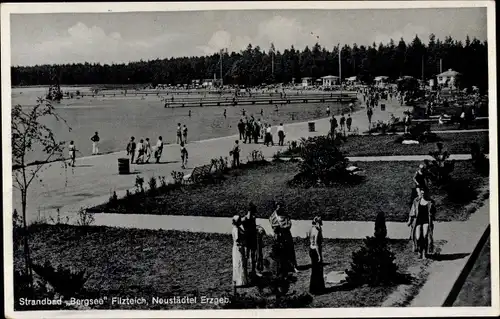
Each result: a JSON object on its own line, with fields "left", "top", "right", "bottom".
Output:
{"left": 11, "top": 86, "right": 358, "bottom": 163}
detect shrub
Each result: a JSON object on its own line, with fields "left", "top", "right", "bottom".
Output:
{"left": 76, "top": 207, "right": 95, "bottom": 226}
{"left": 171, "top": 171, "right": 184, "bottom": 185}
{"left": 470, "top": 142, "right": 489, "bottom": 176}
{"left": 108, "top": 191, "right": 118, "bottom": 207}
{"left": 427, "top": 143, "right": 455, "bottom": 184}
{"left": 148, "top": 176, "right": 157, "bottom": 195}
{"left": 346, "top": 212, "right": 403, "bottom": 287}
{"left": 395, "top": 123, "right": 441, "bottom": 144}
{"left": 211, "top": 157, "right": 229, "bottom": 174}
{"left": 48, "top": 208, "right": 69, "bottom": 225}
{"left": 135, "top": 175, "right": 145, "bottom": 193}
{"left": 31, "top": 261, "right": 89, "bottom": 298}
{"left": 248, "top": 150, "right": 265, "bottom": 162}
{"left": 158, "top": 176, "right": 168, "bottom": 190}
{"left": 290, "top": 136, "right": 353, "bottom": 187}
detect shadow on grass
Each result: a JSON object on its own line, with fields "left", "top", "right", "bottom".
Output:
{"left": 429, "top": 253, "right": 470, "bottom": 261}
{"left": 296, "top": 262, "right": 331, "bottom": 271}
{"left": 73, "top": 165, "right": 93, "bottom": 168}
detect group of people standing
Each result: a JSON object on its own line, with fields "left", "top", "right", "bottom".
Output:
{"left": 126, "top": 136, "right": 164, "bottom": 164}
{"left": 409, "top": 163, "right": 436, "bottom": 259}
{"left": 329, "top": 113, "right": 353, "bottom": 137}
{"left": 237, "top": 117, "right": 286, "bottom": 147}
{"left": 232, "top": 202, "right": 326, "bottom": 295}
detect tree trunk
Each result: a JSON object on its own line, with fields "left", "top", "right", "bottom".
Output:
{"left": 21, "top": 191, "right": 33, "bottom": 289}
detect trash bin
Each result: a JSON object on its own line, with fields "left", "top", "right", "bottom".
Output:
{"left": 118, "top": 158, "right": 130, "bottom": 175}
{"left": 308, "top": 121, "right": 316, "bottom": 132}
{"left": 381, "top": 104, "right": 386, "bottom": 111}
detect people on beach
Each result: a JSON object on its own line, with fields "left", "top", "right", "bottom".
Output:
{"left": 176, "top": 123, "right": 183, "bottom": 144}
{"left": 230, "top": 140, "right": 240, "bottom": 168}
{"left": 91, "top": 132, "right": 100, "bottom": 155}
{"left": 68, "top": 141, "right": 76, "bottom": 167}
{"left": 232, "top": 215, "right": 249, "bottom": 287}
{"left": 155, "top": 136, "right": 163, "bottom": 163}
{"left": 180, "top": 142, "right": 188, "bottom": 169}
{"left": 126, "top": 137, "right": 136, "bottom": 164}
{"left": 260, "top": 109, "right": 264, "bottom": 116}
{"left": 256, "top": 225, "right": 266, "bottom": 273}
{"left": 242, "top": 203, "right": 258, "bottom": 276}
{"left": 277, "top": 123, "right": 285, "bottom": 146}
{"left": 408, "top": 189, "right": 435, "bottom": 259}
{"left": 326, "top": 106, "right": 331, "bottom": 117}
{"left": 224, "top": 109, "right": 227, "bottom": 118}
{"left": 309, "top": 216, "right": 325, "bottom": 295}
{"left": 245, "top": 120, "right": 253, "bottom": 144}
{"left": 346, "top": 114, "right": 352, "bottom": 132}
{"left": 238, "top": 119, "right": 245, "bottom": 140}
{"left": 188, "top": 110, "right": 191, "bottom": 117}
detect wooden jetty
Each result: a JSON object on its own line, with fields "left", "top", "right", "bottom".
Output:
{"left": 163, "top": 93, "right": 358, "bottom": 108}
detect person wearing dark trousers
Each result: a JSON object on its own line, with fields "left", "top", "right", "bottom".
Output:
{"left": 277, "top": 123, "right": 285, "bottom": 146}
{"left": 346, "top": 114, "right": 352, "bottom": 132}
{"left": 126, "top": 137, "right": 136, "bottom": 164}
{"left": 230, "top": 140, "right": 240, "bottom": 167}
{"left": 238, "top": 119, "right": 245, "bottom": 140}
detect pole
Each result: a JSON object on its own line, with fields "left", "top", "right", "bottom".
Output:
{"left": 440, "top": 58, "right": 443, "bottom": 73}
{"left": 272, "top": 51, "right": 274, "bottom": 76}
{"left": 220, "top": 49, "right": 223, "bottom": 88}
{"left": 339, "top": 43, "right": 342, "bottom": 100}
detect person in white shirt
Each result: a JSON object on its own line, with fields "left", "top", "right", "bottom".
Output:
{"left": 155, "top": 136, "right": 163, "bottom": 163}
{"left": 136, "top": 139, "right": 145, "bottom": 164}
{"left": 265, "top": 124, "right": 274, "bottom": 146}
{"left": 277, "top": 123, "right": 285, "bottom": 146}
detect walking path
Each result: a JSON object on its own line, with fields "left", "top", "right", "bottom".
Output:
{"left": 56, "top": 209, "right": 475, "bottom": 241}
{"left": 410, "top": 201, "right": 491, "bottom": 307}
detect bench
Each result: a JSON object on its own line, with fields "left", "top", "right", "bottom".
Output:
{"left": 183, "top": 163, "right": 213, "bottom": 184}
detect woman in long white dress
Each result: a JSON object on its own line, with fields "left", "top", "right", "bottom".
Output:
{"left": 232, "top": 215, "right": 248, "bottom": 287}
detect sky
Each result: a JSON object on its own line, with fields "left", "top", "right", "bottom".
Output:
{"left": 10, "top": 7, "right": 487, "bottom": 66}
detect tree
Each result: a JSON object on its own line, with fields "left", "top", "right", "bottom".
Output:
{"left": 11, "top": 98, "right": 71, "bottom": 286}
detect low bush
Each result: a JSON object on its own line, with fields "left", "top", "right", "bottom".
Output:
{"left": 289, "top": 136, "right": 354, "bottom": 187}
{"left": 470, "top": 142, "right": 489, "bottom": 176}
{"left": 148, "top": 176, "right": 157, "bottom": 196}
{"left": 135, "top": 176, "right": 145, "bottom": 193}
{"left": 171, "top": 171, "right": 184, "bottom": 185}
{"left": 31, "top": 260, "right": 89, "bottom": 298}
{"left": 346, "top": 212, "right": 411, "bottom": 287}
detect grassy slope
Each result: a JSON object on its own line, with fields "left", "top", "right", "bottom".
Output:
{"left": 99, "top": 160, "right": 488, "bottom": 222}
{"left": 17, "top": 225, "right": 428, "bottom": 310}
{"left": 341, "top": 131, "right": 489, "bottom": 157}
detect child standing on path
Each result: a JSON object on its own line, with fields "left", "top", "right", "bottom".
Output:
{"left": 136, "top": 139, "right": 145, "bottom": 164}
{"left": 180, "top": 142, "right": 188, "bottom": 169}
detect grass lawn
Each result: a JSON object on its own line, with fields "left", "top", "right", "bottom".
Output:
{"left": 453, "top": 238, "right": 491, "bottom": 307}
{"left": 94, "top": 160, "right": 488, "bottom": 222}
{"left": 340, "top": 131, "right": 489, "bottom": 157}
{"left": 15, "top": 225, "right": 437, "bottom": 310}
{"left": 367, "top": 118, "right": 489, "bottom": 134}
